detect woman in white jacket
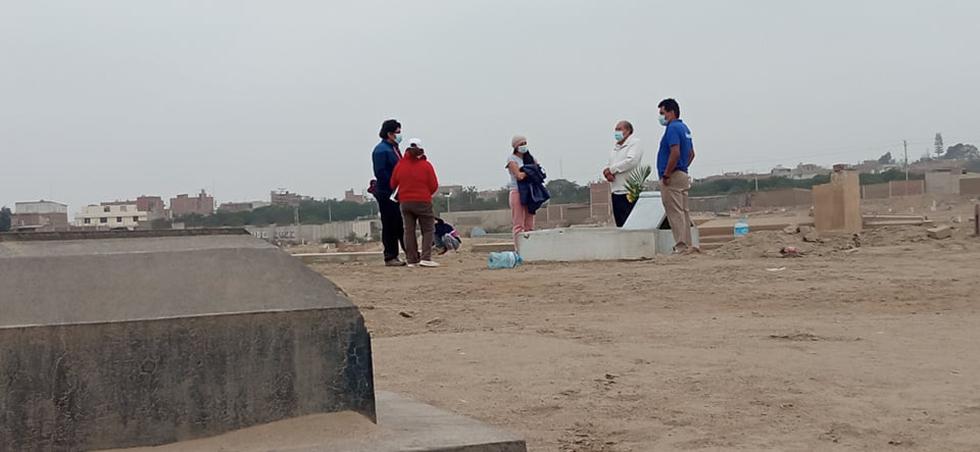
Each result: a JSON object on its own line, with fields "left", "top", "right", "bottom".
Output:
{"left": 602, "top": 120, "right": 644, "bottom": 227}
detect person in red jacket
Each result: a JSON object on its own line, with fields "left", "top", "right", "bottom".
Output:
{"left": 390, "top": 138, "right": 441, "bottom": 268}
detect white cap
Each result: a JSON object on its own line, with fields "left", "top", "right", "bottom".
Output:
{"left": 407, "top": 137, "right": 423, "bottom": 148}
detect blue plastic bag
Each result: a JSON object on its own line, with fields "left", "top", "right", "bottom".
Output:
{"left": 488, "top": 251, "right": 522, "bottom": 269}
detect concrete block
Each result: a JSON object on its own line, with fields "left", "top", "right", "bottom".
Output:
{"left": 0, "top": 231, "right": 374, "bottom": 450}
{"left": 864, "top": 219, "right": 934, "bottom": 228}
{"left": 621, "top": 191, "right": 700, "bottom": 252}
{"left": 470, "top": 242, "right": 516, "bottom": 253}
{"left": 927, "top": 225, "right": 952, "bottom": 240}
{"left": 517, "top": 227, "right": 656, "bottom": 262}
{"left": 621, "top": 192, "right": 667, "bottom": 230}
{"left": 105, "top": 391, "right": 527, "bottom": 452}
{"left": 814, "top": 170, "right": 862, "bottom": 233}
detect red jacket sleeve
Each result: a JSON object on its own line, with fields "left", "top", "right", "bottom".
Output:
{"left": 390, "top": 161, "right": 402, "bottom": 191}
{"left": 427, "top": 161, "right": 439, "bottom": 194}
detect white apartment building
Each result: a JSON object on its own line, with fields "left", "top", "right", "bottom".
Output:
{"left": 75, "top": 203, "right": 148, "bottom": 229}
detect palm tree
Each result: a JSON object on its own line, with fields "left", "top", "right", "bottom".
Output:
{"left": 625, "top": 165, "right": 653, "bottom": 203}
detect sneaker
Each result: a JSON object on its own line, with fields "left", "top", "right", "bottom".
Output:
{"left": 385, "top": 259, "right": 407, "bottom": 267}
{"left": 406, "top": 263, "right": 418, "bottom": 268}
{"left": 419, "top": 260, "right": 441, "bottom": 268}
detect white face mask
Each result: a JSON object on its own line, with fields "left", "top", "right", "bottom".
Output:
{"left": 517, "top": 145, "right": 529, "bottom": 154}
{"left": 658, "top": 114, "right": 668, "bottom": 126}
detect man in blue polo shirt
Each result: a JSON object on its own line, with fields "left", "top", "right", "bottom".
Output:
{"left": 656, "top": 98, "right": 697, "bottom": 253}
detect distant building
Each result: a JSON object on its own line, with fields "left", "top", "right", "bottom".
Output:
{"left": 75, "top": 203, "right": 147, "bottom": 229}
{"left": 910, "top": 158, "right": 967, "bottom": 174}
{"left": 137, "top": 195, "right": 166, "bottom": 220}
{"left": 770, "top": 166, "right": 792, "bottom": 177}
{"left": 11, "top": 200, "right": 70, "bottom": 232}
{"left": 270, "top": 190, "right": 311, "bottom": 207}
{"left": 14, "top": 200, "right": 68, "bottom": 215}
{"left": 218, "top": 201, "right": 268, "bottom": 213}
{"left": 790, "top": 163, "right": 830, "bottom": 180}
{"left": 700, "top": 172, "right": 760, "bottom": 183}
{"left": 343, "top": 189, "right": 369, "bottom": 204}
{"left": 170, "top": 190, "right": 215, "bottom": 217}
{"left": 476, "top": 189, "right": 501, "bottom": 202}
{"left": 852, "top": 160, "right": 900, "bottom": 175}
{"left": 436, "top": 185, "right": 464, "bottom": 197}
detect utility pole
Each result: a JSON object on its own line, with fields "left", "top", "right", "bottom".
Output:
{"left": 904, "top": 140, "right": 910, "bottom": 197}
{"left": 328, "top": 202, "right": 333, "bottom": 222}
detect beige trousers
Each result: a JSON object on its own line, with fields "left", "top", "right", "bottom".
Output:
{"left": 661, "top": 171, "right": 693, "bottom": 250}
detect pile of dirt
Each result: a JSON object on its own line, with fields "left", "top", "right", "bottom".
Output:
{"left": 708, "top": 230, "right": 861, "bottom": 259}
{"left": 710, "top": 222, "right": 980, "bottom": 259}
{"left": 860, "top": 226, "right": 930, "bottom": 247}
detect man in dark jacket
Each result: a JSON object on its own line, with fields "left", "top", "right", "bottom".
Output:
{"left": 372, "top": 119, "right": 406, "bottom": 266}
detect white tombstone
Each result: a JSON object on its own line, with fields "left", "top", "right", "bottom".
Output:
{"left": 622, "top": 191, "right": 699, "bottom": 253}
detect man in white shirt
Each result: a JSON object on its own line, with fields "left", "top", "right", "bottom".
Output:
{"left": 602, "top": 120, "right": 644, "bottom": 227}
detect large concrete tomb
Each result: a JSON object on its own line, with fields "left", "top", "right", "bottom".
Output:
{"left": 0, "top": 230, "right": 374, "bottom": 450}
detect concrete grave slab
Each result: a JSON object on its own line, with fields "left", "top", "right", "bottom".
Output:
{"left": 927, "top": 225, "right": 952, "bottom": 239}
{"left": 517, "top": 227, "right": 657, "bottom": 262}
{"left": 0, "top": 230, "right": 374, "bottom": 450}
{"left": 105, "top": 391, "right": 527, "bottom": 452}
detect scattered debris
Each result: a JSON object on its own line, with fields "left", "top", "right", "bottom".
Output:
{"left": 766, "top": 267, "right": 787, "bottom": 272}
{"left": 783, "top": 225, "right": 799, "bottom": 234}
{"left": 770, "top": 332, "right": 820, "bottom": 341}
{"left": 426, "top": 317, "right": 444, "bottom": 326}
{"left": 802, "top": 231, "right": 822, "bottom": 243}
{"left": 780, "top": 246, "right": 802, "bottom": 258}
{"left": 927, "top": 225, "right": 952, "bottom": 240}
{"left": 398, "top": 311, "right": 414, "bottom": 319}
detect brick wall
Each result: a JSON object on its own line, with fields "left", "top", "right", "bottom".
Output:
{"left": 888, "top": 180, "right": 925, "bottom": 196}
{"left": 960, "top": 177, "right": 980, "bottom": 196}
{"left": 750, "top": 188, "right": 813, "bottom": 208}
{"left": 861, "top": 183, "right": 890, "bottom": 199}
{"left": 589, "top": 182, "right": 612, "bottom": 224}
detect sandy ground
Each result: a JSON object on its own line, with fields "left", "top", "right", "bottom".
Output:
{"left": 315, "top": 210, "right": 980, "bottom": 451}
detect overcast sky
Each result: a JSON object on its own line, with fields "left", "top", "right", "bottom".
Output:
{"left": 2, "top": 0, "right": 978, "bottom": 211}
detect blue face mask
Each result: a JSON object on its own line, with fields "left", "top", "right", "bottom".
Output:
{"left": 614, "top": 131, "right": 625, "bottom": 142}
{"left": 394, "top": 133, "right": 403, "bottom": 144}
{"left": 517, "top": 145, "right": 529, "bottom": 154}
{"left": 658, "top": 114, "right": 668, "bottom": 127}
